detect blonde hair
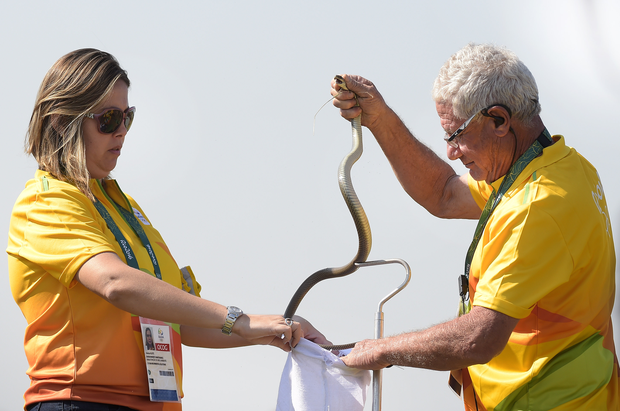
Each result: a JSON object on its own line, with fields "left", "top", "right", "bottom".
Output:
{"left": 432, "top": 43, "right": 541, "bottom": 125}
{"left": 26, "top": 48, "right": 130, "bottom": 200}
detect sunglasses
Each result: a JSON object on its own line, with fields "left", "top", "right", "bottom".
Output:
{"left": 85, "top": 106, "right": 136, "bottom": 134}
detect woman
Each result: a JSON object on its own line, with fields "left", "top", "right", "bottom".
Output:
{"left": 7, "top": 49, "right": 326, "bottom": 411}
{"left": 145, "top": 328, "right": 155, "bottom": 351}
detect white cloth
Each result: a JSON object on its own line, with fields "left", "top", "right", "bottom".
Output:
{"left": 276, "top": 338, "right": 371, "bottom": 411}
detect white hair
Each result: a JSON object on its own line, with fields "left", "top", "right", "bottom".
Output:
{"left": 432, "top": 43, "right": 541, "bottom": 124}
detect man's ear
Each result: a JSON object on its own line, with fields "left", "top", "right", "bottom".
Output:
{"left": 484, "top": 106, "right": 511, "bottom": 136}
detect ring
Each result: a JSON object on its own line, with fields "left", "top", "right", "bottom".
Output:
{"left": 281, "top": 318, "right": 293, "bottom": 339}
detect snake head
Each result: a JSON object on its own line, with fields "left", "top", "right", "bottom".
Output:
{"left": 334, "top": 75, "right": 349, "bottom": 91}
{"left": 334, "top": 75, "right": 359, "bottom": 107}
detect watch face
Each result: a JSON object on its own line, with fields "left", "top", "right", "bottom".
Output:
{"left": 228, "top": 306, "right": 242, "bottom": 317}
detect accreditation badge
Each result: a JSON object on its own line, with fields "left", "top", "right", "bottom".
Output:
{"left": 139, "top": 317, "right": 182, "bottom": 403}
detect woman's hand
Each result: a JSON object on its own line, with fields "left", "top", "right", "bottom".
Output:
{"left": 234, "top": 314, "right": 302, "bottom": 352}
{"left": 292, "top": 315, "right": 331, "bottom": 345}
{"left": 245, "top": 316, "right": 331, "bottom": 352}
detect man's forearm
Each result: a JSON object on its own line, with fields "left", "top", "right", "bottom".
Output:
{"left": 369, "top": 108, "right": 462, "bottom": 217}
{"left": 381, "top": 320, "right": 484, "bottom": 371}
{"left": 342, "top": 306, "right": 517, "bottom": 371}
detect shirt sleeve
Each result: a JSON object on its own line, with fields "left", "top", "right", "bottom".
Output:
{"left": 13, "top": 184, "right": 116, "bottom": 288}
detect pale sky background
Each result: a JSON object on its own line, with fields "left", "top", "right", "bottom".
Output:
{"left": 2, "top": 1, "right": 620, "bottom": 410}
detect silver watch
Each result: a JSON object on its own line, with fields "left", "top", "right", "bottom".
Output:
{"left": 222, "top": 306, "right": 243, "bottom": 335}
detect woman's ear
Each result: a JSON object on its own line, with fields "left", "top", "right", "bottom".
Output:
{"left": 49, "top": 114, "right": 69, "bottom": 134}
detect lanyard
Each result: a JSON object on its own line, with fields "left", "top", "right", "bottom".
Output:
{"left": 458, "top": 129, "right": 553, "bottom": 314}
{"left": 92, "top": 181, "right": 162, "bottom": 280}
{"left": 91, "top": 183, "right": 181, "bottom": 403}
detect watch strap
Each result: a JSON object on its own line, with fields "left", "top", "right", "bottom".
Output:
{"left": 222, "top": 306, "right": 243, "bottom": 335}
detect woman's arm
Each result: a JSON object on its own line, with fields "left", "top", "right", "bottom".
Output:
{"left": 76, "top": 251, "right": 302, "bottom": 349}
{"left": 180, "top": 316, "right": 331, "bottom": 349}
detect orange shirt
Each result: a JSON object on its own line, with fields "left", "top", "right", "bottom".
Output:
{"left": 8, "top": 170, "right": 197, "bottom": 411}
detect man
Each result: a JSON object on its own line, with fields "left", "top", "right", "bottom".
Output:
{"left": 332, "top": 43, "right": 619, "bottom": 410}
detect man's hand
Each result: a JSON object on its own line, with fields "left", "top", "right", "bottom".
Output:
{"left": 340, "top": 338, "right": 391, "bottom": 370}
{"left": 331, "top": 74, "right": 390, "bottom": 131}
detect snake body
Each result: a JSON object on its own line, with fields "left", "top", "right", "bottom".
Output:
{"left": 284, "top": 76, "right": 371, "bottom": 350}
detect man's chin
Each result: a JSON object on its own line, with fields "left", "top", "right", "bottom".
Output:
{"left": 468, "top": 169, "right": 483, "bottom": 182}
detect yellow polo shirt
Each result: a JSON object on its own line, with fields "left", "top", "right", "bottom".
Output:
{"left": 8, "top": 170, "right": 200, "bottom": 411}
{"left": 464, "top": 136, "right": 619, "bottom": 410}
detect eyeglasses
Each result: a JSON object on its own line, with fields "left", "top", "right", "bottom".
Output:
{"left": 85, "top": 106, "right": 136, "bottom": 134}
{"left": 443, "top": 104, "right": 513, "bottom": 149}
{"left": 443, "top": 111, "right": 478, "bottom": 149}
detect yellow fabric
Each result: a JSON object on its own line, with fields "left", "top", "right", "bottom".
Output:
{"left": 180, "top": 266, "right": 201, "bottom": 297}
{"left": 8, "top": 170, "right": 197, "bottom": 411}
{"left": 464, "top": 136, "right": 619, "bottom": 410}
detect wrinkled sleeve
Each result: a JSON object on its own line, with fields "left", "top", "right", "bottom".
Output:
{"left": 10, "top": 186, "right": 116, "bottom": 288}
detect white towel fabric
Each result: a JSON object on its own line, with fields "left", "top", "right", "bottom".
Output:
{"left": 276, "top": 338, "right": 371, "bottom": 411}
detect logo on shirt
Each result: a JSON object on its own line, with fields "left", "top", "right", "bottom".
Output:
{"left": 133, "top": 207, "right": 151, "bottom": 226}
{"left": 592, "top": 177, "right": 611, "bottom": 238}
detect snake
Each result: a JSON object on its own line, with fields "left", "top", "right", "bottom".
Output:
{"left": 283, "top": 75, "right": 372, "bottom": 350}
